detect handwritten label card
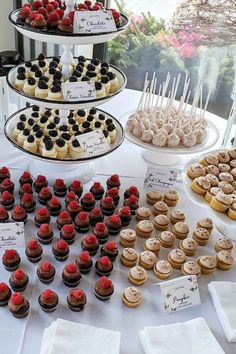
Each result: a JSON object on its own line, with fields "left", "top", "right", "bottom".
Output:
{"left": 160, "top": 275, "right": 201, "bottom": 314}
{"left": 144, "top": 166, "right": 180, "bottom": 190}
{"left": 77, "top": 130, "right": 110, "bottom": 157}
{"left": 74, "top": 10, "right": 117, "bottom": 34}
{"left": 0, "top": 222, "right": 25, "bottom": 250}
{"left": 62, "top": 81, "right": 96, "bottom": 101}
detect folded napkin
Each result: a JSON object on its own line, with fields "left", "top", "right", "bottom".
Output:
{"left": 40, "top": 319, "right": 120, "bottom": 354}
{"left": 139, "top": 317, "right": 224, "bottom": 354}
{"left": 208, "top": 281, "right": 236, "bottom": 342}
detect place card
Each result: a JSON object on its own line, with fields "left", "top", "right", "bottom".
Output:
{"left": 160, "top": 275, "right": 201, "bottom": 314}
{"left": 0, "top": 222, "right": 25, "bottom": 251}
{"left": 144, "top": 166, "right": 180, "bottom": 190}
{"left": 74, "top": 10, "right": 117, "bottom": 34}
{"left": 77, "top": 130, "right": 110, "bottom": 157}
{"left": 62, "top": 81, "right": 96, "bottom": 101}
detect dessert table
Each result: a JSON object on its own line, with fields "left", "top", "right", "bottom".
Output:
{"left": 0, "top": 88, "right": 236, "bottom": 354}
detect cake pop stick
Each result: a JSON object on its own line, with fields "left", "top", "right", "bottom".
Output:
{"left": 147, "top": 72, "right": 156, "bottom": 108}
{"left": 138, "top": 73, "right": 149, "bottom": 110}
{"left": 151, "top": 78, "right": 158, "bottom": 108}
{"left": 201, "top": 89, "right": 211, "bottom": 119}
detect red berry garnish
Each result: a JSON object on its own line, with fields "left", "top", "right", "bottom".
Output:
{"left": 66, "top": 191, "right": 76, "bottom": 199}
{"left": 110, "top": 174, "right": 119, "bottom": 182}
{"left": 129, "top": 186, "right": 138, "bottom": 194}
{"left": 50, "top": 1, "right": 59, "bottom": 9}
{"left": 71, "top": 180, "right": 81, "bottom": 188}
{"left": 4, "top": 249, "right": 16, "bottom": 260}
{"left": 36, "top": 175, "right": 46, "bottom": 183}
{"left": 50, "top": 197, "right": 60, "bottom": 206}
{"left": 79, "top": 251, "right": 91, "bottom": 262}
{"left": 14, "top": 206, "right": 24, "bottom": 214}
{"left": 71, "top": 289, "right": 83, "bottom": 299}
{"left": 91, "top": 207, "right": 101, "bottom": 216}
{"left": 41, "top": 289, "right": 54, "bottom": 300}
{"left": 93, "top": 182, "right": 101, "bottom": 189}
{"left": 108, "top": 187, "right": 119, "bottom": 196}
{"left": 112, "top": 11, "right": 121, "bottom": 20}
{"left": 121, "top": 206, "right": 130, "bottom": 215}
{"left": 33, "top": 0, "right": 43, "bottom": 9}
{"left": 78, "top": 3, "right": 88, "bottom": 10}
{"left": 22, "top": 193, "right": 32, "bottom": 202}
{"left": 41, "top": 261, "right": 52, "bottom": 272}
{"left": 42, "top": 0, "right": 49, "bottom": 5}
{"left": 66, "top": 263, "right": 77, "bottom": 273}
{"left": 78, "top": 211, "right": 88, "bottom": 220}
{"left": 129, "top": 195, "right": 138, "bottom": 203}
{"left": 59, "top": 210, "right": 70, "bottom": 219}
{"left": 40, "top": 187, "right": 50, "bottom": 195}
{"left": 69, "top": 200, "right": 79, "bottom": 209}
{"left": 61, "top": 17, "right": 72, "bottom": 26}
{"left": 110, "top": 215, "right": 120, "bottom": 224}
{"left": 2, "top": 178, "right": 12, "bottom": 186}
{"left": 22, "top": 171, "right": 30, "bottom": 178}
{"left": 2, "top": 191, "right": 13, "bottom": 201}
{"left": 20, "top": 7, "right": 32, "bottom": 16}
{"left": 91, "top": 4, "right": 101, "bottom": 10}
{"left": 62, "top": 224, "right": 74, "bottom": 233}
{"left": 83, "top": 192, "right": 93, "bottom": 200}
{"left": 99, "top": 256, "right": 111, "bottom": 266}
{"left": 55, "top": 8, "right": 64, "bottom": 18}
{"left": 46, "top": 4, "right": 54, "bottom": 12}
{"left": 22, "top": 183, "right": 31, "bottom": 191}
{"left": 99, "top": 275, "right": 112, "bottom": 289}
{"left": 86, "top": 234, "right": 97, "bottom": 243}
{"left": 0, "top": 207, "right": 7, "bottom": 215}
{"left": 39, "top": 223, "right": 50, "bottom": 232}
{"left": 103, "top": 196, "right": 113, "bottom": 204}
{"left": 95, "top": 222, "right": 105, "bottom": 232}
{"left": 69, "top": 11, "right": 74, "bottom": 21}
{"left": 1, "top": 167, "right": 9, "bottom": 174}
{"left": 28, "top": 239, "right": 39, "bottom": 250}
{"left": 106, "top": 240, "right": 117, "bottom": 251}
{"left": 14, "top": 268, "right": 25, "bottom": 280}
{"left": 55, "top": 178, "right": 64, "bottom": 186}
{"left": 38, "top": 7, "right": 47, "bottom": 16}
{"left": 23, "top": 3, "right": 32, "bottom": 9}
{"left": 11, "top": 292, "right": 24, "bottom": 305}
{"left": 38, "top": 207, "right": 49, "bottom": 216}
{"left": 0, "top": 282, "right": 8, "bottom": 292}
{"left": 57, "top": 239, "right": 68, "bottom": 250}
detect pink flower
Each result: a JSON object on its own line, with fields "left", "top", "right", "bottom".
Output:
{"left": 170, "top": 35, "right": 180, "bottom": 48}
{"left": 130, "top": 14, "right": 143, "bottom": 24}
{"left": 179, "top": 43, "right": 197, "bottom": 58}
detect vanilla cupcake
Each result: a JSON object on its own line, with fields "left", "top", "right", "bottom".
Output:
{"left": 218, "top": 163, "right": 231, "bottom": 173}
{"left": 69, "top": 140, "right": 83, "bottom": 159}
{"left": 187, "top": 163, "right": 206, "bottom": 179}
{"left": 153, "top": 260, "right": 172, "bottom": 280}
{"left": 146, "top": 190, "right": 162, "bottom": 205}
{"left": 95, "top": 82, "right": 106, "bottom": 98}
{"left": 197, "top": 255, "right": 216, "bottom": 274}
{"left": 228, "top": 202, "right": 236, "bottom": 220}
{"left": 197, "top": 218, "right": 213, "bottom": 233}
{"left": 206, "top": 164, "right": 220, "bottom": 176}
{"left": 122, "top": 287, "right": 142, "bottom": 308}
{"left": 191, "top": 176, "right": 211, "bottom": 195}
{"left": 153, "top": 214, "right": 169, "bottom": 231}
{"left": 136, "top": 207, "right": 151, "bottom": 221}
{"left": 172, "top": 222, "right": 189, "bottom": 239}
{"left": 143, "top": 238, "right": 160, "bottom": 255}
{"left": 192, "top": 227, "right": 210, "bottom": 246}
{"left": 216, "top": 250, "right": 233, "bottom": 270}
{"left": 55, "top": 138, "right": 68, "bottom": 159}
{"left": 205, "top": 187, "right": 221, "bottom": 203}
{"left": 128, "top": 266, "right": 147, "bottom": 286}
{"left": 23, "top": 77, "right": 37, "bottom": 96}
{"left": 153, "top": 201, "right": 169, "bottom": 216}
{"left": 210, "top": 191, "right": 232, "bottom": 212}
{"left": 135, "top": 220, "right": 154, "bottom": 239}
{"left": 139, "top": 251, "right": 157, "bottom": 270}
{"left": 199, "top": 153, "right": 218, "bottom": 166}
{"left": 158, "top": 231, "right": 176, "bottom": 248}
{"left": 41, "top": 140, "right": 57, "bottom": 159}
{"left": 163, "top": 189, "right": 179, "bottom": 206}
{"left": 23, "top": 135, "right": 38, "bottom": 154}
{"left": 168, "top": 249, "right": 186, "bottom": 269}
{"left": 219, "top": 172, "right": 234, "bottom": 184}
{"left": 218, "top": 181, "right": 234, "bottom": 194}
{"left": 179, "top": 238, "right": 198, "bottom": 256}
{"left": 120, "top": 248, "right": 138, "bottom": 268}
{"left": 170, "top": 209, "right": 185, "bottom": 224}
{"left": 181, "top": 260, "right": 201, "bottom": 276}
{"left": 215, "top": 236, "right": 233, "bottom": 252}
{"left": 205, "top": 174, "right": 219, "bottom": 187}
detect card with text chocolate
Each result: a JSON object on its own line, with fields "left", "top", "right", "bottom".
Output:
{"left": 0, "top": 222, "right": 25, "bottom": 252}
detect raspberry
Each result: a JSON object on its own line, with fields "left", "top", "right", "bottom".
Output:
{"left": 57, "top": 239, "right": 68, "bottom": 250}
{"left": 78, "top": 4, "right": 88, "bottom": 10}
{"left": 67, "top": 191, "right": 76, "bottom": 199}
{"left": 79, "top": 251, "right": 91, "bottom": 262}
{"left": 78, "top": 211, "right": 88, "bottom": 220}
{"left": 0, "top": 283, "right": 8, "bottom": 293}
{"left": 1, "top": 167, "right": 9, "bottom": 174}
{"left": 14, "top": 268, "right": 25, "bottom": 280}
{"left": 42, "top": 289, "right": 54, "bottom": 300}
{"left": 71, "top": 180, "right": 81, "bottom": 188}
{"left": 33, "top": 1, "right": 43, "bottom": 9}
{"left": 99, "top": 256, "right": 110, "bottom": 266}
{"left": 55, "top": 8, "right": 64, "bottom": 18}
{"left": 5, "top": 249, "right": 16, "bottom": 260}
{"left": 11, "top": 292, "right": 24, "bottom": 305}
{"left": 38, "top": 207, "right": 48, "bottom": 216}
{"left": 50, "top": 197, "right": 60, "bottom": 206}
{"left": 62, "top": 17, "right": 72, "bottom": 26}
{"left": 22, "top": 193, "right": 32, "bottom": 202}
{"left": 121, "top": 206, "right": 130, "bottom": 215}
{"left": 91, "top": 207, "right": 100, "bottom": 215}
{"left": 46, "top": 4, "right": 54, "bottom": 12}
{"left": 99, "top": 276, "right": 112, "bottom": 289}
{"left": 69, "top": 200, "right": 79, "bottom": 209}
{"left": 14, "top": 206, "right": 24, "bottom": 214}
{"left": 86, "top": 235, "right": 97, "bottom": 243}
{"left": 110, "top": 174, "right": 119, "bottom": 182}
{"left": 22, "top": 183, "right": 31, "bottom": 191}
{"left": 83, "top": 192, "right": 93, "bottom": 200}
{"left": 40, "top": 187, "right": 50, "bottom": 195}
{"left": 36, "top": 175, "right": 46, "bottom": 183}
{"left": 28, "top": 239, "right": 38, "bottom": 250}
{"left": 39, "top": 223, "right": 50, "bottom": 232}
{"left": 38, "top": 7, "right": 47, "bottom": 16}
{"left": 93, "top": 182, "right": 101, "bottom": 189}
{"left": 41, "top": 261, "right": 52, "bottom": 272}
{"left": 110, "top": 215, "right": 120, "bottom": 224}
{"left": 103, "top": 196, "right": 113, "bottom": 204}
{"left": 69, "top": 11, "right": 74, "bottom": 21}
{"left": 95, "top": 222, "right": 105, "bottom": 231}
{"left": 55, "top": 178, "right": 64, "bottom": 186}
{"left": 66, "top": 263, "right": 77, "bottom": 273}
{"left": 22, "top": 171, "right": 30, "bottom": 178}
{"left": 106, "top": 240, "right": 117, "bottom": 250}
{"left": 108, "top": 187, "right": 118, "bottom": 196}
{"left": 71, "top": 289, "right": 83, "bottom": 299}
{"left": 59, "top": 210, "right": 70, "bottom": 219}
{"left": 50, "top": 1, "right": 59, "bottom": 9}
{"left": 62, "top": 224, "right": 74, "bottom": 233}
{"left": 129, "top": 195, "right": 138, "bottom": 203}
{"left": 112, "top": 11, "right": 121, "bottom": 20}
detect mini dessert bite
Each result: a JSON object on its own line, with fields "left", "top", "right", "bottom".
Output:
{"left": 120, "top": 248, "right": 138, "bottom": 267}
{"left": 68, "top": 180, "right": 83, "bottom": 198}
{"left": 81, "top": 192, "right": 96, "bottom": 212}
{"left": 2, "top": 249, "right": 21, "bottom": 271}
{"left": 168, "top": 249, "right": 186, "bottom": 269}
{"left": 100, "top": 240, "right": 118, "bottom": 262}
{"left": 38, "top": 187, "right": 52, "bottom": 205}
{"left": 158, "top": 231, "right": 176, "bottom": 248}
{"left": 170, "top": 209, "right": 185, "bottom": 224}
{"left": 105, "top": 187, "right": 120, "bottom": 206}
{"left": 119, "top": 229, "right": 136, "bottom": 248}
{"left": 33, "top": 174, "right": 48, "bottom": 193}
{"left": 25, "top": 239, "right": 43, "bottom": 263}
{"left": 55, "top": 138, "right": 68, "bottom": 158}
{"left": 139, "top": 251, "right": 157, "bottom": 270}
{"left": 100, "top": 196, "right": 116, "bottom": 216}
{"left": 105, "top": 215, "right": 122, "bottom": 236}
{"left": 153, "top": 260, "right": 172, "bottom": 280}
{"left": 0, "top": 166, "right": 10, "bottom": 183}
{"left": 67, "top": 200, "right": 82, "bottom": 220}
{"left": 93, "top": 222, "right": 109, "bottom": 244}
{"left": 191, "top": 176, "right": 211, "bottom": 195}
{"left": 153, "top": 201, "right": 169, "bottom": 216}
{"left": 143, "top": 238, "right": 161, "bottom": 255}
{"left": 0, "top": 178, "right": 15, "bottom": 194}
{"left": 0, "top": 206, "right": 9, "bottom": 223}
{"left": 124, "top": 186, "right": 140, "bottom": 200}
{"left": 216, "top": 250, "right": 234, "bottom": 270}
{"left": 58, "top": 16, "right": 73, "bottom": 32}
{"left": 19, "top": 171, "right": 33, "bottom": 186}
{"left": 60, "top": 224, "right": 76, "bottom": 245}
{"left": 205, "top": 187, "right": 221, "bottom": 203}
{"left": 181, "top": 260, "right": 201, "bottom": 277}
{"left": 89, "top": 207, "right": 104, "bottom": 226}
{"left": 19, "top": 182, "right": 33, "bottom": 197}
{"left": 62, "top": 263, "right": 82, "bottom": 287}
{"left": 56, "top": 210, "right": 72, "bottom": 229}
{"left": 117, "top": 206, "right": 132, "bottom": 226}
{"left": 210, "top": 191, "right": 232, "bottom": 212}
{"left": 93, "top": 276, "right": 114, "bottom": 301}
{"left": 196, "top": 218, "right": 213, "bottom": 233}
{"left": 153, "top": 214, "right": 169, "bottom": 231}
{"left": 179, "top": 238, "right": 198, "bottom": 256}
{"left": 75, "top": 251, "right": 93, "bottom": 274}
{"left": 37, "top": 261, "right": 56, "bottom": 284}
{"left": 38, "top": 289, "right": 59, "bottom": 313}
{"left": 67, "top": 288, "right": 87, "bottom": 311}
{"left": 53, "top": 178, "right": 67, "bottom": 197}
{"left": 95, "top": 256, "right": 113, "bottom": 276}
{"left": 228, "top": 202, "right": 236, "bottom": 220}
{"left": 163, "top": 189, "right": 179, "bottom": 206}
{"left": 135, "top": 220, "right": 154, "bottom": 239}
{"left": 65, "top": 191, "right": 79, "bottom": 207}
{"left": 198, "top": 255, "right": 217, "bottom": 274}
{"left": 0, "top": 191, "right": 15, "bottom": 210}
{"left": 135, "top": 207, "right": 151, "bottom": 221}
{"left": 106, "top": 174, "right": 121, "bottom": 190}
{"left": 8, "top": 292, "right": 30, "bottom": 318}
{"left": 52, "top": 239, "right": 69, "bottom": 262}
{"left": 47, "top": 196, "right": 62, "bottom": 216}
{"left": 11, "top": 205, "right": 28, "bottom": 223}
{"left": 215, "top": 236, "right": 233, "bottom": 252}
{"left": 124, "top": 195, "right": 139, "bottom": 215}
{"left": 37, "top": 223, "right": 54, "bottom": 244}
{"left": 128, "top": 266, "right": 147, "bottom": 286}
{"left": 122, "top": 286, "right": 142, "bottom": 308}
{"left": 74, "top": 211, "right": 90, "bottom": 233}
{"left": 20, "top": 193, "right": 36, "bottom": 213}
{"left": 192, "top": 227, "right": 210, "bottom": 246}
{"left": 81, "top": 234, "right": 99, "bottom": 256}
{"left": 146, "top": 190, "right": 162, "bottom": 205}
{"left": 187, "top": 163, "right": 206, "bottom": 179}
{"left": 0, "top": 282, "right": 11, "bottom": 307}
{"left": 199, "top": 153, "right": 218, "bottom": 167}
{"left": 35, "top": 207, "right": 51, "bottom": 227}
{"left": 9, "top": 268, "right": 29, "bottom": 292}
{"left": 90, "top": 182, "right": 104, "bottom": 200}
{"left": 172, "top": 221, "right": 190, "bottom": 240}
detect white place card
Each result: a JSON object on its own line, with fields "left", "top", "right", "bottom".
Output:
{"left": 0, "top": 222, "right": 25, "bottom": 250}
{"left": 160, "top": 275, "right": 201, "bottom": 314}
{"left": 62, "top": 81, "right": 96, "bottom": 101}
{"left": 74, "top": 10, "right": 117, "bottom": 34}
{"left": 144, "top": 166, "right": 180, "bottom": 190}
{"left": 77, "top": 130, "right": 110, "bottom": 157}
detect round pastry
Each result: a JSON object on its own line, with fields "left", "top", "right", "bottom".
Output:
{"left": 33, "top": 175, "right": 48, "bottom": 193}
{"left": 192, "top": 227, "right": 210, "bottom": 246}
{"left": 135, "top": 207, "right": 151, "bottom": 221}
{"left": 74, "top": 211, "right": 90, "bottom": 233}
{"left": 153, "top": 214, "right": 169, "bottom": 231}
{"left": 218, "top": 181, "right": 234, "bottom": 194}
{"left": 158, "top": 231, "right": 176, "bottom": 248}
{"left": 228, "top": 202, "right": 236, "bottom": 220}
{"left": 181, "top": 260, "right": 201, "bottom": 276}
{"left": 75, "top": 251, "right": 93, "bottom": 274}
{"left": 124, "top": 195, "right": 139, "bottom": 215}
{"left": 65, "top": 191, "right": 79, "bottom": 207}
{"left": 119, "top": 229, "right": 136, "bottom": 248}
{"left": 93, "top": 276, "right": 114, "bottom": 301}
{"left": 187, "top": 163, "right": 206, "bottom": 179}
{"left": 100, "top": 196, "right": 116, "bottom": 216}
{"left": 100, "top": 240, "right": 118, "bottom": 262}
{"left": 172, "top": 222, "right": 189, "bottom": 239}
{"left": 2, "top": 249, "right": 21, "bottom": 271}
{"left": 153, "top": 201, "right": 169, "bottom": 216}
{"left": 0, "top": 282, "right": 11, "bottom": 307}
{"left": 135, "top": 220, "right": 154, "bottom": 239}
{"left": 216, "top": 250, "right": 234, "bottom": 270}
{"left": 168, "top": 249, "right": 186, "bottom": 269}
{"left": 81, "top": 192, "right": 96, "bottom": 212}
{"left": 62, "top": 263, "right": 82, "bottom": 287}
{"left": 139, "top": 251, "right": 157, "bottom": 270}
{"left": 124, "top": 186, "right": 139, "bottom": 199}
{"left": 143, "top": 238, "right": 161, "bottom": 255}
{"left": 95, "top": 256, "right": 113, "bottom": 277}
{"left": 0, "top": 206, "right": 9, "bottom": 223}
{"left": 196, "top": 218, "right": 213, "bottom": 233}
{"left": 0, "top": 191, "right": 15, "bottom": 210}
{"left": 197, "top": 255, "right": 217, "bottom": 274}
{"left": 52, "top": 239, "right": 69, "bottom": 262}
{"left": 0, "top": 166, "right": 10, "bottom": 183}
{"left": 153, "top": 260, "right": 172, "bottom": 280}
{"left": 210, "top": 191, "right": 232, "bottom": 212}
{"left": 199, "top": 153, "right": 218, "bottom": 167}
{"left": 53, "top": 178, "right": 67, "bottom": 197}
{"left": 120, "top": 248, "right": 138, "bottom": 267}
{"left": 163, "top": 189, "right": 179, "bottom": 206}
{"left": 128, "top": 266, "right": 147, "bottom": 286}
{"left": 191, "top": 176, "right": 211, "bottom": 195}
{"left": 179, "top": 238, "right": 198, "bottom": 256}
{"left": 117, "top": 206, "right": 132, "bottom": 226}
{"left": 25, "top": 239, "right": 43, "bottom": 263}
{"left": 122, "top": 287, "right": 142, "bottom": 308}
{"left": 35, "top": 207, "right": 51, "bottom": 227}
{"left": 218, "top": 151, "right": 230, "bottom": 164}
{"left": 67, "top": 288, "right": 87, "bottom": 312}
{"left": 93, "top": 222, "right": 109, "bottom": 244}
{"left": 146, "top": 190, "right": 162, "bottom": 205}
{"left": 19, "top": 171, "right": 33, "bottom": 186}
{"left": 37, "top": 223, "right": 54, "bottom": 244}
{"left": 206, "top": 164, "right": 220, "bottom": 176}
{"left": 106, "top": 174, "right": 120, "bottom": 190}
{"left": 11, "top": 205, "right": 27, "bottom": 223}
{"left": 19, "top": 183, "right": 33, "bottom": 197}
{"left": 105, "top": 215, "right": 122, "bottom": 236}
{"left": 38, "top": 187, "right": 52, "bottom": 206}
{"left": 20, "top": 193, "right": 36, "bottom": 213}
{"left": 8, "top": 292, "right": 30, "bottom": 318}
{"left": 47, "top": 196, "right": 62, "bottom": 216}
{"left": 37, "top": 261, "right": 56, "bottom": 284}
{"left": 105, "top": 187, "right": 120, "bottom": 206}
{"left": 170, "top": 209, "right": 185, "bottom": 224}
{"left": 205, "top": 174, "right": 219, "bottom": 186}
{"left": 60, "top": 224, "right": 76, "bottom": 245}
{"left": 67, "top": 200, "right": 82, "bottom": 220}
{"left": 81, "top": 234, "right": 99, "bottom": 256}
{"left": 205, "top": 187, "right": 221, "bottom": 203}
{"left": 89, "top": 182, "right": 105, "bottom": 200}
{"left": 215, "top": 236, "right": 233, "bottom": 252}
{"left": 56, "top": 210, "right": 73, "bottom": 230}
{"left": 9, "top": 268, "right": 29, "bottom": 292}
{"left": 38, "top": 289, "right": 58, "bottom": 313}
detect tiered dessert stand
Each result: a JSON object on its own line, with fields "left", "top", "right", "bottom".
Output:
{"left": 6, "top": 0, "right": 129, "bottom": 183}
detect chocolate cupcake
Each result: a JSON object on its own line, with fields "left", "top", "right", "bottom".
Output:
{"left": 11, "top": 205, "right": 28, "bottom": 224}
{"left": 93, "top": 276, "right": 114, "bottom": 301}
{"left": 60, "top": 224, "right": 76, "bottom": 244}
{"left": 117, "top": 206, "right": 132, "bottom": 227}
{"left": 62, "top": 263, "right": 82, "bottom": 287}
{"left": 75, "top": 251, "right": 93, "bottom": 274}
{"left": 2, "top": 249, "right": 21, "bottom": 271}
{"left": 38, "top": 187, "right": 52, "bottom": 205}
{"left": 37, "top": 223, "right": 54, "bottom": 244}
{"left": 101, "top": 240, "right": 118, "bottom": 262}
{"left": 65, "top": 191, "right": 79, "bottom": 207}
{"left": 93, "top": 222, "right": 109, "bottom": 244}
{"left": 81, "top": 235, "right": 99, "bottom": 256}
{"left": 81, "top": 192, "right": 96, "bottom": 211}
{"left": 9, "top": 268, "right": 29, "bottom": 292}
{"left": 105, "top": 187, "right": 120, "bottom": 206}
{"left": 52, "top": 240, "right": 69, "bottom": 262}
{"left": 100, "top": 196, "right": 116, "bottom": 216}
{"left": 47, "top": 196, "right": 62, "bottom": 216}
{"left": 19, "top": 183, "right": 33, "bottom": 197}
{"left": 8, "top": 292, "right": 30, "bottom": 318}
{"left": 35, "top": 207, "right": 51, "bottom": 227}
{"left": 89, "top": 207, "right": 104, "bottom": 226}
{"left": 68, "top": 180, "right": 83, "bottom": 198}
{"left": 74, "top": 211, "right": 90, "bottom": 233}
{"left": 90, "top": 182, "right": 104, "bottom": 200}
{"left": 67, "top": 288, "right": 87, "bottom": 311}
{"left": 0, "top": 166, "right": 10, "bottom": 183}
{"left": 0, "top": 191, "right": 15, "bottom": 210}
{"left": 0, "top": 282, "right": 11, "bottom": 306}
{"left": 0, "top": 206, "right": 9, "bottom": 223}
{"left": 67, "top": 200, "right": 82, "bottom": 219}
{"left": 124, "top": 186, "right": 140, "bottom": 199}
{"left": 20, "top": 193, "right": 36, "bottom": 213}
{"left": 53, "top": 179, "right": 67, "bottom": 197}
{"left": 95, "top": 256, "right": 113, "bottom": 276}
{"left": 38, "top": 289, "right": 58, "bottom": 313}
{"left": 25, "top": 239, "right": 43, "bottom": 263}
{"left": 33, "top": 175, "right": 48, "bottom": 193}
{"left": 56, "top": 210, "right": 73, "bottom": 229}
{"left": 19, "top": 171, "right": 33, "bottom": 186}
{"left": 106, "top": 174, "right": 120, "bottom": 190}
{"left": 124, "top": 195, "right": 139, "bottom": 215}
{"left": 105, "top": 215, "right": 122, "bottom": 236}
{"left": 37, "top": 261, "right": 56, "bottom": 284}
{"left": 0, "top": 178, "right": 15, "bottom": 194}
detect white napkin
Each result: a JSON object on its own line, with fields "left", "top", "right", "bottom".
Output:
{"left": 139, "top": 317, "right": 224, "bottom": 354}
{"left": 208, "top": 281, "right": 236, "bottom": 342}
{"left": 40, "top": 319, "right": 120, "bottom": 354}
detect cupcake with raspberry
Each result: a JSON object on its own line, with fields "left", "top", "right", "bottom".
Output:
{"left": 53, "top": 179, "right": 67, "bottom": 197}
{"left": 52, "top": 239, "right": 69, "bottom": 262}
{"left": 90, "top": 182, "right": 104, "bottom": 200}
{"left": 75, "top": 251, "right": 93, "bottom": 274}
{"left": 0, "top": 166, "right": 10, "bottom": 183}
{"left": 105, "top": 187, "right": 120, "bottom": 206}
{"left": 124, "top": 186, "right": 140, "bottom": 199}
{"left": 81, "top": 192, "right": 96, "bottom": 211}
{"left": 19, "top": 183, "right": 33, "bottom": 197}
{"left": 93, "top": 222, "right": 109, "bottom": 244}
{"left": 47, "top": 196, "right": 62, "bottom": 216}
{"left": 62, "top": 263, "right": 82, "bottom": 287}
{"left": 117, "top": 206, "right": 132, "bottom": 227}
{"left": 47, "top": 11, "right": 60, "bottom": 27}
{"left": 25, "top": 239, "right": 43, "bottom": 263}
{"left": 67, "top": 200, "right": 82, "bottom": 219}
{"left": 106, "top": 174, "right": 120, "bottom": 190}
{"left": 2, "top": 249, "right": 21, "bottom": 271}
{"left": 0, "top": 206, "right": 9, "bottom": 223}
{"left": 0, "top": 191, "right": 15, "bottom": 210}
{"left": 81, "top": 234, "right": 99, "bottom": 256}
{"left": 56, "top": 210, "right": 72, "bottom": 229}
{"left": 65, "top": 191, "right": 79, "bottom": 207}
{"left": 11, "top": 205, "right": 28, "bottom": 223}
{"left": 20, "top": 193, "right": 36, "bottom": 213}
{"left": 93, "top": 276, "right": 114, "bottom": 301}
{"left": 95, "top": 256, "right": 113, "bottom": 277}
{"left": 74, "top": 211, "right": 90, "bottom": 233}
{"left": 89, "top": 207, "right": 104, "bottom": 226}
{"left": 0, "top": 282, "right": 11, "bottom": 306}
{"left": 58, "top": 16, "right": 73, "bottom": 32}
{"left": 37, "top": 223, "right": 54, "bottom": 244}
{"left": 37, "top": 261, "right": 56, "bottom": 284}
{"left": 38, "top": 187, "right": 52, "bottom": 205}
{"left": 100, "top": 196, "right": 116, "bottom": 216}
{"left": 9, "top": 268, "right": 29, "bottom": 292}
{"left": 8, "top": 292, "right": 30, "bottom": 318}
{"left": 101, "top": 240, "right": 118, "bottom": 262}
{"left": 0, "top": 178, "right": 15, "bottom": 194}
{"left": 124, "top": 195, "right": 139, "bottom": 215}
{"left": 33, "top": 175, "right": 48, "bottom": 193}
{"left": 68, "top": 180, "right": 83, "bottom": 198}
{"left": 35, "top": 207, "right": 51, "bottom": 227}
{"left": 60, "top": 224, "right": 76, "bottom": 244}
{"left": 105, "top": 215, "right": 122, "bottom": 236}
{"left": 38, "top": 289, "right": 59, "bottom": 313}
{"left": 19, "top": 171, "right": 33, "bottom": 186}
{"left": 67, "top": 288, "right": 87, "bottom": 311}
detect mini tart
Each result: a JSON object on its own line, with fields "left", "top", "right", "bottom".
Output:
{"left": 128, "top": 266, "right": 147, "bottom": 286}
{"left": 153, "top": 201, "right": 169, "bottom": 216}
{"left": 181, "top": 260, "right": 201, "bottom": 277}
{"left": 146, "top": 190, "right": 163, "bottom": 205}
{"left": 192, "top": 227, "right": 210, "bottom": 246}
{"left": 158, "top": 231, "right": 176, "bottom": 248}
{"left": 172, "top": 222, "right": 189, "bottom": 239}
{"left": 179, "top": 238, "right": 198, "bottom": 256}
{"left": 81, "top": 192, "right": 96, "bottom": 212}
{"left": 163, "top": 189, "right": 179, "bottom": 206}
{"left": 197, "top": 255, "right": 216, "bottom": 274}
{"left": 153, "top": 214, "right": 169, "bottom": 231}
{"left": 228, "top": 202, "right": 236, "bottom": 220}
{"left": 74, "top": 211, "right": 90, "bottom": 233}
{"left": 100, "top": 196, "right": 116, "bottom": 216}
{"left": 106, "top": 174, "right": 121, "bottom": 190}
{"left": 143, "top": 238, "right": 161, "bottom": 255}
{"left": 187, "top": 163, "right": 206, "bottom": 179}
{"left": 8, "top": 292, "right": 30, "bottom": 318}
{"left": 35, "top": 207, "right": 51, "bottom": 227}
{"left": 215, "top": 236, "right": 233, "bottom": 252}
{"left": 216, "top": 250, "right": 234, "bottom": 270}
{"left": 56, "top": 210, "right": 73, "bottom": 230}
{"left": 167, "top": 249, "right": 186, "bottom": 269}
{"left": 153, "top": 260, "right": 172, "bottom": 280}
{"left": 67, "top": 288, "right": 87, "bottom": 312}
{"left": 120, "top": 229, "right": 137, "bottom": 247}
{"left": 210, "top": 191, "right": 232, "bottom": 212}
{"left": 105, "top": 214, "right": 122, "bottom": 236}
{"left": 38, "top": 289, "right": 59, "bottom": 313}
{"left": 135, "top": 220, "right": 154, "bottom": 239}
{"left": 191, "top": 176, "right": 211, "bottom": 195}
{"left": 170, "top": 209, "right": 185, "bottom": 224}
{"left": 136, "top": 207, "right": 151, "bottom": 221}
{"left": 199, "top": 153, "right": 218, "bottom": 167}
{"left": 139, "top": 251, "right": 157, "bottom": 270}
{"left": 122, "top": 287, "right": 142, "bottom": 308}
{"left": 196, "top": 218, "right": 213, "bottom": 233}
{"left": 123, "top": 195, "right": 139, "bottom": 215}
{"left": 120, "top": 248, "right": 138, "bottom": 267}
{"left": 90, "top": 182, "right": 105, "bottom": 200}
{"left": 62, "top": 263, "right": 82, "bottom": 287}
